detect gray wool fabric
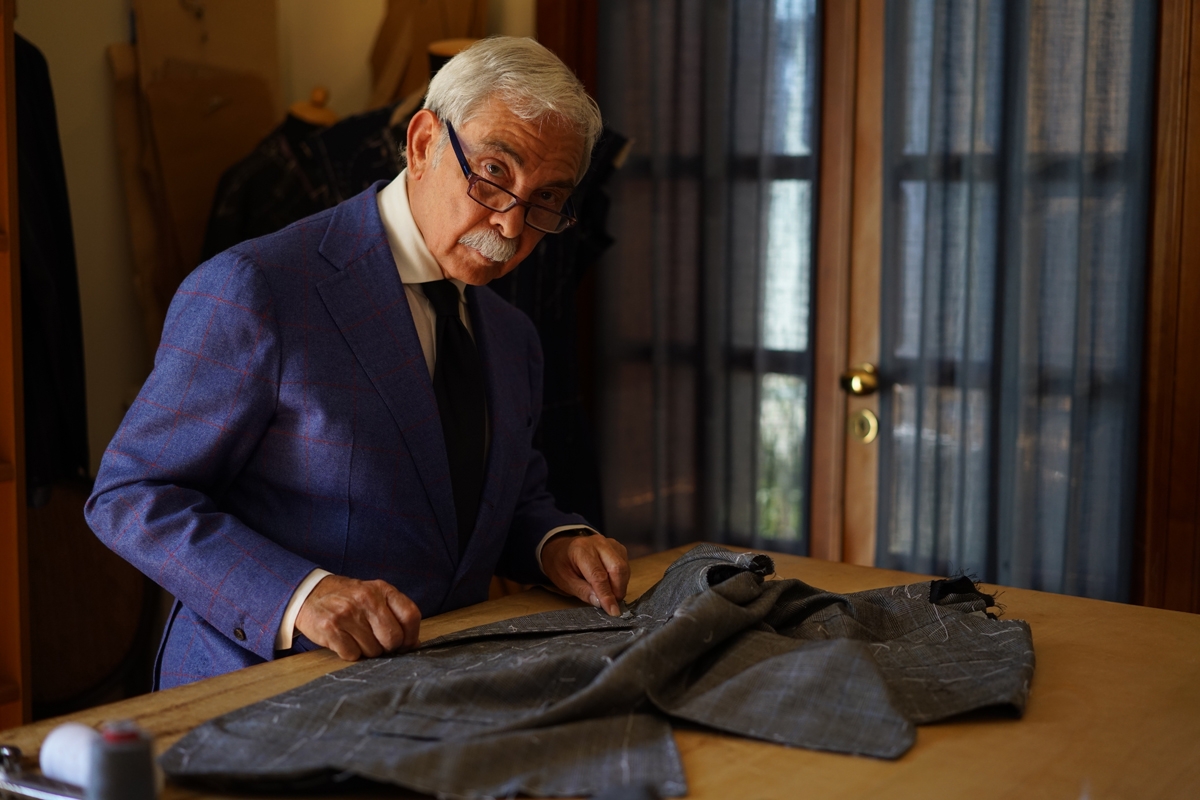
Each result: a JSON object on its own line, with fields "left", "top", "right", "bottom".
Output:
{"left": 160, "top": 545, "right": 1036, "bottom": 798}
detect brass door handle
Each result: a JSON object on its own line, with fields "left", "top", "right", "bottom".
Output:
{"left": 839, "top": 363, "right": 879, "bottom": 396}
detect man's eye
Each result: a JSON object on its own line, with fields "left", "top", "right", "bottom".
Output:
{"left": 485, "top": 163, "right": 504, "bottom": 177}
{"left": 539, "top": 191, "right": 564, "bottom": 206}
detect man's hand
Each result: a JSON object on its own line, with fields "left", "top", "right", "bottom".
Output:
{"left": 541, "top": 532, "right": 630, "bottom": 616}
{"left": 295, "top": 575, "right": 421, "bottom": 661}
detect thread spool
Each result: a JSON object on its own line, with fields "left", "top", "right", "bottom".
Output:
{"left": 86, "top": 721, "right": 157, "bottom": 800}
{"left": 39, "top": 722, "right": 101, "bottom": 787}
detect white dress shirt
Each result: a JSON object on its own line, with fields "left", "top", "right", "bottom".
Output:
{"left": 273, "top": 173, "right": 593, "bottom": 650}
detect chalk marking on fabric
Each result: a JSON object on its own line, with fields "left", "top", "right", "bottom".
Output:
{"left": 932, "top": 604, "right": 949, "bottom": 642}
{"left": 620, "top": 712, "right": 636, "bottom": 786}
{"left": 937, "top": 666, "right": 1010, "bottom": 684}
{"left": 979, "top": 627, "right": 1022, "bottom": 637}
{"left": 339, "top": 735, "right": 371, "bottom": 761}
{"left": 265, "top": 699, "right": 301, "bottom": 708}
{"left": 328, "top": 695, "right": 349, "bottom": 721}
{"left": 265, "top": 725, "right": 322, "bottom": 769}
{"left": 327, "top": 673, "right": 368, "bottom": 683}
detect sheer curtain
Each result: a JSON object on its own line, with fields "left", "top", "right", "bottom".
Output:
{"left": 878, "top": 0, "right": 1156, "bottom": 600}
{"left": 595, "top": 1, "right": 821, "bottom": 554}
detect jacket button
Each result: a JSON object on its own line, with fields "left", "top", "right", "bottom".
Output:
{"left": 233, "top": 627, "right": 246, "bottom": 641}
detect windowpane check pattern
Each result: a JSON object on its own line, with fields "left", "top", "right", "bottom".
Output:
{"left": 879, "top": 0, "right": 1156, "bottom": 600}
{"left": 597, "top": 0, "right": 820, "bottom": 553}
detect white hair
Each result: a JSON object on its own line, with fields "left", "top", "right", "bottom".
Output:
{"left": 418, "top": 36, "right": 603, "bottom": 182}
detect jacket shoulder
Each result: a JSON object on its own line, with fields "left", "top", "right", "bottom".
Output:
{"left": 220, "top": 206, "right": 339, "bottom": 274}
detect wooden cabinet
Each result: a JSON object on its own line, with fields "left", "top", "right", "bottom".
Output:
{"left": 0, "top": 0, "right": 30, "bottom": 729}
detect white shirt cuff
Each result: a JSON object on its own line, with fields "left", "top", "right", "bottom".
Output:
{"left": 535, "top": 525, "right": 601, "bottom": 574}
{"left": 274, "top": 568, "right": 333, "bottom": 651}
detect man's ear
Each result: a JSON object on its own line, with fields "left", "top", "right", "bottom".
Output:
{"left": 406, "top": 109, "right": 440, "bottom": 179}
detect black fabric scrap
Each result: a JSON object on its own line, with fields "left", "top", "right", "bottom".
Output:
{"left": 929, "top": 574, "right": 994, "bottom": 606}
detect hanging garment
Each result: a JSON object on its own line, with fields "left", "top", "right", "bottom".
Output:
{"left": 199, "top": 113, "right": 325, "bottom": 259}
{"left": 161, "top": 544, "right": 1036, "bottom": 798}
{"left": 201, "top": 105, "right": 403, "bottom": 261}
{"left": 15, "top": 34, "right": 89, "bottom": 502}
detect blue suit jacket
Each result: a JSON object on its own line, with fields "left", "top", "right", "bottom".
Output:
{"left": 86, "top": 182, "right": 586, "bottom": 689}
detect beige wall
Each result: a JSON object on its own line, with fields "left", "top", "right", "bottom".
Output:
{"left": 278, "top": 0, "right": 385, "bottom": 118}
{"left": 279, "top": 0, "right": 536, "bottom": 116}
{"left": 489, "top": 0, "right": 535, "bottom": 38}
{"left": 15, "top": 0, "right": 537, "bottom": 477}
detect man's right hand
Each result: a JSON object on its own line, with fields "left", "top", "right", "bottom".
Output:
{"left": 294, "top": 575, "right": 421, "bottom": 661}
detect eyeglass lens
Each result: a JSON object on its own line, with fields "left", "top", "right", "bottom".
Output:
{"left": 469, "top": 180, "right": 572, "bottom": 233}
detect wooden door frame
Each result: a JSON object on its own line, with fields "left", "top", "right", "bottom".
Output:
{"left": 0, "top": 0, "right": 30, "bottom": 729}
{"left": 810, "top": 0, "right": 884, "bottom": 566}
{"left": 1136, "top": 0, "right": 1200, "bottom": 613}
{"left": 535, "top": 0, "right": 598, "bottom": 97}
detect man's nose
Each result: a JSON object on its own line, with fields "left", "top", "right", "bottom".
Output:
{"left": 489, "top": 205, "right": 526, "bottom": 240}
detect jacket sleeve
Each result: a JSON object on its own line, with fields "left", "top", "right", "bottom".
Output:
{"left": 494, "top": 322, "right": 590, "bottom": 585}
{"left": 85, "top": 253, "right": 317, "bottom": 661}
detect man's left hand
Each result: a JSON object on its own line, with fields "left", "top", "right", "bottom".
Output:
{"left": 542, "top": 533, "right": 630, "bottom": 616}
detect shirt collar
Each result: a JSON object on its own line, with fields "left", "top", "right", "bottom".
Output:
{"left": 377, "top": 170, "right": 466, "bottom": 295}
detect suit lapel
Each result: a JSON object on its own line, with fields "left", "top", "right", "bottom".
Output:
{"left": 315, "top": 184, "right": 459, "bottom": 564}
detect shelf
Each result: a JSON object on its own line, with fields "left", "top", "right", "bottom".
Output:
{"left": 0, "top": 461, "right": 11, "bottom": 483}
{"left": 0, "top": 679, "right": 18, "bottom": 705}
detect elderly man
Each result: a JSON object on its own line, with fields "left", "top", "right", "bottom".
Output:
{"left": 86, "top": 38, "right": 629, "bottom": 689}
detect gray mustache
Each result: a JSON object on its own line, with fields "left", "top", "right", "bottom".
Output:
{"left": 459, "top": 229, "right": 519, "bottom": 263}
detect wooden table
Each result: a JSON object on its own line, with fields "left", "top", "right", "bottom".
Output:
{"left": 3, "top": 545, "right": 1200, "bottom": 799}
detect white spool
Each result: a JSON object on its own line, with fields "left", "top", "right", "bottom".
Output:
{"left": 39, "top": 722, "right": 102, "bottom": 788}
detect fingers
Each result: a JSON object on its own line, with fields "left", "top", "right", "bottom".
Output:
{"left": 295, "top": 576, "right": 420, "bottom": 661}
{"left": 555, "top": 568, "right": 602, "bottom": 611}
{"left": 576, "top": 547, "right": 620, "bottom": 615}
{"left": 359, "top": 582, "right": 405, "bottom": 655}
{"left": 541, "top": 533, "right": 633, "bottom": 617}
{"left": 319, "top": 597, "right": 386, "bottom": 660}
{"left": 382, "top": 583, "right": 422, "bottom": 649}
{"left": 597, "top": 539, "right": 631, "bottom": 600}
{"left": 570, "top": 538, "right": 628, "bottom": 616}
{"left": 324, "top": 628, "right": 364, "bottom": 662}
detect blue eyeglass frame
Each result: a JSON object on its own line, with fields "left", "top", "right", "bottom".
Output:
{"left": 444, "top": 119, "right": 578, "bottom": 233}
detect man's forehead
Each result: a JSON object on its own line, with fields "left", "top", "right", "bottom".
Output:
{"left": 479, "top": 136, "right": 526, "bottom": 167}
{"left": 464, "top": 109, "right": 584, "bottom": 185}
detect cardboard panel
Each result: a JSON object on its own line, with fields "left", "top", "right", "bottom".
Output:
{"left": 133, "top": 0, "right": 281, "bottom": 116}
{"left": 107, "top": 43, "right": 170, "bottom": 351}
{"left": 143, "top": 68, "right": 276, "bottom": 296}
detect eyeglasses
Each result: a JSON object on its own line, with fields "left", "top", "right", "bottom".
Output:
{"left": 444, "top": 120, "right": 578, "bottom": 234}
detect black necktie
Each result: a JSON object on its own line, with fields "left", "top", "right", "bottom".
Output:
{"left": 423, "top": 279, "right": 486, "bottom": 554}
